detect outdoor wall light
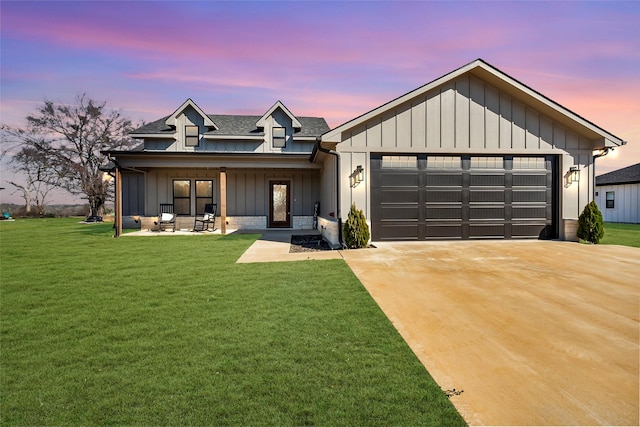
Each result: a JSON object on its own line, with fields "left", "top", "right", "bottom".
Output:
{"left": 355, "top": 165, "right": 364, "bottom": 183}
{"left": 569, "top": 165, "right": 580, "bottom": 183}
{"left": 102, "top": 172, "right": 114, "bottom": 183}
{"left": 350, "top": 165, "right": 364, "bottom": 188}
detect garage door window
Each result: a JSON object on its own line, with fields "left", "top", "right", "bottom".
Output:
{"left": 427, "top": 156, "right": 461, "bottom": 169}
{"left": 382, "top": 155, "right": 417, "bottom": 168}
{"left": 471, "top": 157, "right": 503, "bottom": 169}
{"left": 513, "top": 157, "right": 545, "bottom": 169}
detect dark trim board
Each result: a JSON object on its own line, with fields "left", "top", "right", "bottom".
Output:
{"left": 370, "top": 154, "right": 558, "bottom": 241}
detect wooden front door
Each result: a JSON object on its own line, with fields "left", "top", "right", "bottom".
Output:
{"left": 269, "top": 180, "right": 291, "bottom": 228}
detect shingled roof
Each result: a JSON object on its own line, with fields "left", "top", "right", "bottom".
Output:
{"left": 131, "top": 114, "right": 329, "bottom": 138}
{"left": 596, "top": 163, "right": 640, "bottom": 186}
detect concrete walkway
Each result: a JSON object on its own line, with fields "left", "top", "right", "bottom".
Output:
{"left": 126, "top": 228, "right": 343, "bottom": 262}
{"left": 236, "top": 230, "right": 343, "bottom": 263}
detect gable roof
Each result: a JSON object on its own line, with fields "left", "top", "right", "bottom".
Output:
{"left": 322, "top": 59, "right": 626, "bottom": 148}
{"left": 131, "top": 114, "right": 328, "bottom": 139}
{"left": 596, "top": 163, "right": 640, "bottom": 186}
{"left": 256, "top": 100, "right": 302, "bottom": 129}
{"left": 164, "top": 98, "right": 218, "bottom": 129}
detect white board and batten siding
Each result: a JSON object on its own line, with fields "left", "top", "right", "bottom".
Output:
{"left": 595, "top": 184, "right": 640, "bottom": 223}
{"left": 336, "top": 74, "right": 596, "bottom": 225}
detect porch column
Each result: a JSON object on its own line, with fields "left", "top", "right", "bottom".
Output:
{"left": 115, "top": 166, "right": 122, "bottom": 237}
{"left": 220, "top": 167, "right": 227, "bottom": 235}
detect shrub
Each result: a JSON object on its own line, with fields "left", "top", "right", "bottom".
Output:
{"left": 577, "top": 201, "right": 605, "bottom": 244}
{"left": 343, "top": 203, "right": 370, "bottom": 249}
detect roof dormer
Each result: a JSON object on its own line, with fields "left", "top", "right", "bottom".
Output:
{"left": 165, "top": 98, "right": 218, "bottom": 129}
{"left": 256, "top": 101, "right": 302, "bottom": 130}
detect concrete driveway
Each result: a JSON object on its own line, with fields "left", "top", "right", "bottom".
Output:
{"left": 341, "top": 240, "right": 639, "bottom": 426}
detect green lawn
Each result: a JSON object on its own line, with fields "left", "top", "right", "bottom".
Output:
{"left": 0, "top": 218, "right": 464, "bottom": 426}
{"left": 600, "top": 222, "right": 640, "bottom": 248}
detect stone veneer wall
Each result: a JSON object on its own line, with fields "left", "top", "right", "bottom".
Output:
{"left": 318, "top": 216, "right": 340, "bottom": 248}
{"left": 292, "top": 216, "right": 314, "bottom": 230}
{"left": 224, "top": 216, "right": 267, "bottom": 230}
{"left": 561, "top": 219, "right": 579, "bottom": 242}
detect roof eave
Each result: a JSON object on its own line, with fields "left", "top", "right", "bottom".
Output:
{"left": 129, "top": 133, "right": 174, "bottom": 139}
{"left": 203, "top": 134, "right": 264, "bottom": 141}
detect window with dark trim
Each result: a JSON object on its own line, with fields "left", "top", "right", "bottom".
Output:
{"left": 185, "top": 125, "right": 199, "bottom": 147}
{"left": 195, "top": 180, "right": 213, "bottom": 215}
{"left": 273, "top": 127, "right": 286, "bottom": 148}
{"left": 173, "top": 180, "right": 191, "bottom": 215}
{"left": 606, "top": 191, "right": 615, "bottom": 209}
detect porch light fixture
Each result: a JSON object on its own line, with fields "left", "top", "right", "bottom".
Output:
{"left": 102, "top": 172, "right": 114, "bottom": 183}
{"left": 350, "top": 165, "right": 364, "bottom": 188}
{"left": 569, "top": 165, "right": 580, "bottom": 183}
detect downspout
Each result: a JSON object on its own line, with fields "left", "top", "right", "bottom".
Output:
{"left": 313, "top": 138, "right": 345, "bottom": 248}
{"left": 592, "top": 147, "right": 613, "bottom": 200}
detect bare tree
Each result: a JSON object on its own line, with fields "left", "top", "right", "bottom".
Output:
{"left": 8, "top": 145, "right": 59, "bottom": 215}
{"left": 3, "top": 95, "right": 135, "bottom": 216}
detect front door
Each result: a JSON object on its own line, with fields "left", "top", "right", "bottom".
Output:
{"left": 269, "top": 180, "right": 291, "bottom": 228}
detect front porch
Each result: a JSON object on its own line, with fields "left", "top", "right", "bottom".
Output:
{"left": 124, "top": 214, "right": 316, "bottom": 233}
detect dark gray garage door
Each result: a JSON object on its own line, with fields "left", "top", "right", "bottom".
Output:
{"left": 370, "top": 154, "right": 557, "bottom": 240}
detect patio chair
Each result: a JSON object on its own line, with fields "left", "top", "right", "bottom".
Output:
{"left": 194, "top": 203, "right": 217, "bottom": 232}
{"left": 155, "top": 203, "right": 176, "bottom": 232}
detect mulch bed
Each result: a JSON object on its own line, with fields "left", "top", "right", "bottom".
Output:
{"left": 289, "top": 234, "right": 333, "bottom": 253}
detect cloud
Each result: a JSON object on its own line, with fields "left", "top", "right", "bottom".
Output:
{"left": 2, "top": 2, "right": 638, "bottom": 143}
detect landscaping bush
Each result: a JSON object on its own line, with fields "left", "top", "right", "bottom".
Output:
{"left": 577, "top": 201, "right": 605, "bottom": 244}
{"left": 343, "top": 203, "right": 370, "bottom": 249}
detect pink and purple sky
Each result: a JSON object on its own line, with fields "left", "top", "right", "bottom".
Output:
{"left": 1, "top": 1, "right": 639, "bottom": 204}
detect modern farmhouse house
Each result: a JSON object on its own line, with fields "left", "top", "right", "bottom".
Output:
{"left": 106, "top": 99, "right": 329, "bottom": 233}
{"left": 107, "top": 59, "right": 626, "bottom": 244}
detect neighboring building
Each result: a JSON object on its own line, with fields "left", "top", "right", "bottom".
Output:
{"left": 595, "top": 163, "right": 640, "bottom": 223}
{"left": 107, "top": 59, "right": 627, "bottom": 243}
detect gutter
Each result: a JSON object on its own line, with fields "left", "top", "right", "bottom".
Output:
{"left": 312, "top": 138, "right": 345, "bottom": 248}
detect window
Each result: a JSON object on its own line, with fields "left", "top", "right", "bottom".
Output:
{"left": 173, "top": 180, "right": 191, "bottom": 215}
{"left": 195, "top": 180, "right": 213, "bottom": 215}
{"left": 427, "top": 156, "right": 461, "bottom": 169}
{"left": 471, "top": 156, "right": 503, "bottom": 169}
{"left": 185, "top": 125, "right": 199, "bottom": 147}
{"left": 513, "top": 157, "right": 545, "bottom": 169}
{"left": 273, "top": 127, "right": 286, "bottom": 148}
{"left": 382, "top": 155, "right": 418, "bottom": 168}
{"left": 606, "top": 191, "right": 615, "bottom": 209}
